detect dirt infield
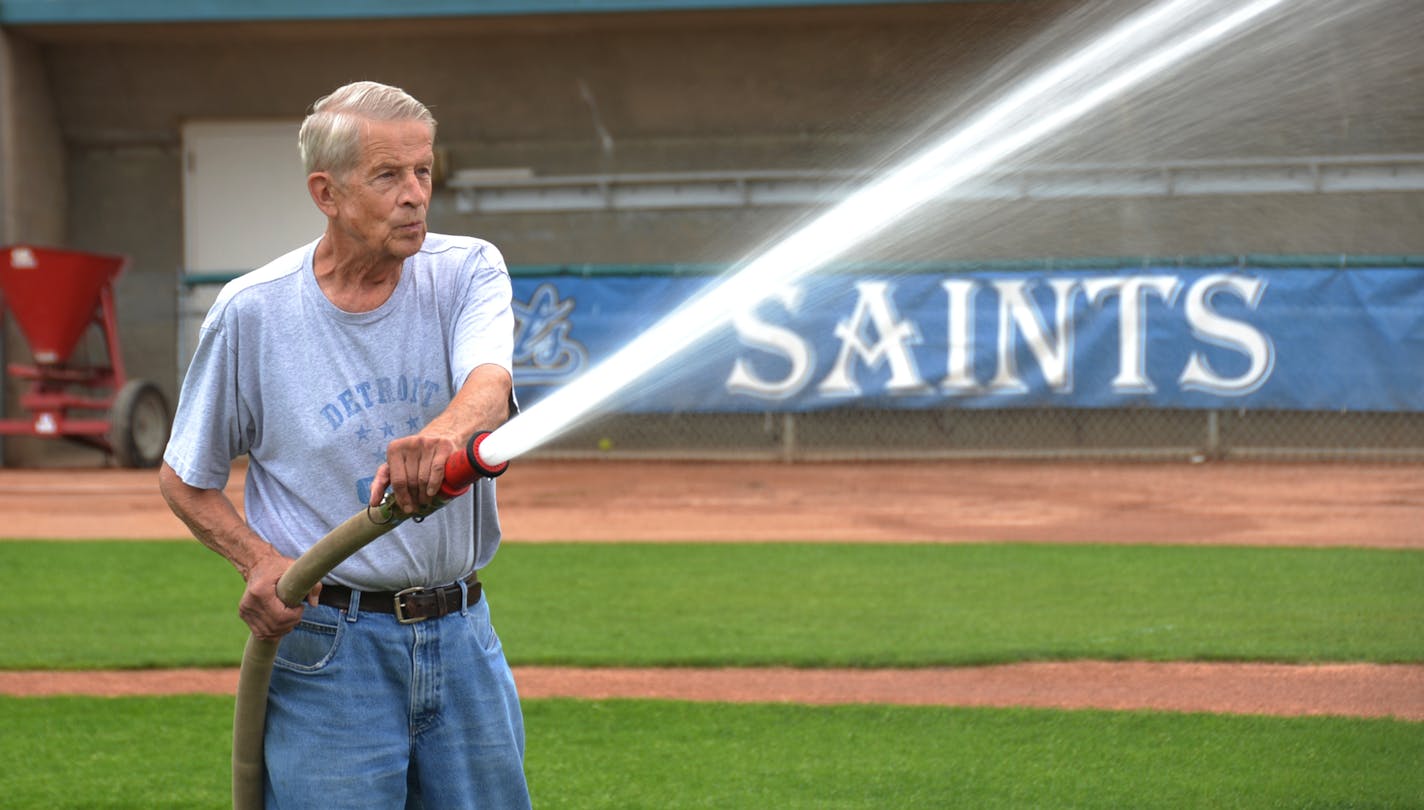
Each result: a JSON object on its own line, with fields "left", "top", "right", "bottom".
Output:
{"left": 2, "top": 459, "right": 1421, "bottom": 719}
{"left": 2, "top": 459, "right": 1418, "bottom": 547}
{"left": 493, "top": 460, "right": 1424, "bottom": 548}
{"left": 3, "top": 663, "right": 1421, "bottom": 721}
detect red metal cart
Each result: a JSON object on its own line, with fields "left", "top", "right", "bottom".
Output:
{"left": 0, "top": 244, "right": 169, "bottom": 467}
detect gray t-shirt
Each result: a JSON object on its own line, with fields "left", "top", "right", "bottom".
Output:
{"left": 164, "top": 233, "right": 514, "bottom": 591}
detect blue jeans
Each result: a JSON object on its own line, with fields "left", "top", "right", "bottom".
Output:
{"left": 263, "top": 584, "right": 530, "bottom": 809}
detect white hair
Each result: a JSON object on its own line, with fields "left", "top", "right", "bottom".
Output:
{"left": 298, "top": 81, "right": 436, "bottom": 176}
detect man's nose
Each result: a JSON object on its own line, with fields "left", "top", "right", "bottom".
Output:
{"left": 397, "top": 170, "right": 428, "bottom": 205}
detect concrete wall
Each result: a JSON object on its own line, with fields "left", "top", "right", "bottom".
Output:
{"left": 0, "top": 29, "right": 65, "bottom": 244}
{"left": 0, "top": 27, "right": 70, "bottom": 464}
{"left": 1, "top": 1, "right": 1421, "bottom": 464}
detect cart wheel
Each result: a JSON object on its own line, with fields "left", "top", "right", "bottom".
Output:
{"left": 111, "top": 379, "right": 170, "bottom": 468}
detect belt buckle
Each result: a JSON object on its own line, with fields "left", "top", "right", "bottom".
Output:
{"left": 394, "top": 586, "right": 429, "bottom": 624}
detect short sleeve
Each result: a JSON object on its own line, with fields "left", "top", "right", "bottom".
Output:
{"left": 162, "top": 316, "right": 253, "bottom": 491}
{"left": 450, "top": 243, "right": 515, "bottom": 390}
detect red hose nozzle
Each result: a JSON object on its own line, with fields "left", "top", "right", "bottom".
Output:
{"left": 469, "top": 430, "right": 509, "bottom": 478}
{"left": 438, "top": 430, "right": 508, "bottom": 498}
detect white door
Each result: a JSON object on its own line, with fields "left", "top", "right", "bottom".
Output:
{"left": 179, "top": 120, "right": 326, "bottom": 373}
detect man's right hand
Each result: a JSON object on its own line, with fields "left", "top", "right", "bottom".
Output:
{"left": 159, "top": 463, "right": 323, "bottom": 641}
{"left": 239, "top": 551, "right": 322, "bottom": 641}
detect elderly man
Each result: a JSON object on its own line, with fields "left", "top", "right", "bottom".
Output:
{"left": 159, "top": 81, "right": 531, "bottom": 808}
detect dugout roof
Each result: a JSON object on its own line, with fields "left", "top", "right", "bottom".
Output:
{"left": 0, "top": 0, "right": 1001, "bottom": 26}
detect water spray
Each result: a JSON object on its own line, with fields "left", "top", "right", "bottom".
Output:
{"left": 472, "top": 0, "right": 1291, "bottom": 471}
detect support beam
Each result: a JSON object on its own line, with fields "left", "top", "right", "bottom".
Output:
{"left": 450, "top": 155, "right": 1424, "bottom": 215}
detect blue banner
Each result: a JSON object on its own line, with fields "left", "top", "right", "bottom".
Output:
{"left": 511, "top": 266, "right": 1424, "bottom": 413}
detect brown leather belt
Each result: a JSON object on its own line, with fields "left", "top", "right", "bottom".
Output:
{"left": 318, "top": 575, "right": 481, "bottom": 624}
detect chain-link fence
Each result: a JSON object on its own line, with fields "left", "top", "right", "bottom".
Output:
{"left": 526, "top": 408, "right": 1424, "bottom": 462}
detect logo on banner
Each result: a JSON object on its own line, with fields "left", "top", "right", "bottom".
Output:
{"left": 513, "top": 283, "right": 588, "bottom": 385}
{"left": 727, "top": 273, "right": 1276, "bottom": 402}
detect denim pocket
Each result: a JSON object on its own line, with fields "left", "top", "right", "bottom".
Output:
{"left": 274, "top": 612, "right": 344, "bottom": 673}
{"left": 464, "top": 597, "right": 501, "bottom": 654}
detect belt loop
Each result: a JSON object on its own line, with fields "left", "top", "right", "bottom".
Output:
{"left": 457, "top": 577, "right": 470, "bottom": 617}
{"left": 345, "top": 588, "right": 361, "bottom": 622}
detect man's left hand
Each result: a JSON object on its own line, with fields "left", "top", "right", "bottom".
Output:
{"left": 373, "top": 432, "right": 459, "bottom": 513}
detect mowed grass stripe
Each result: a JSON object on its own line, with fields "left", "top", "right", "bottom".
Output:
{"left": 0, "top": 541, "right": 1419, "bottom": 669}
{"left": 2, "top": 695, "right": 1420, "bottom": 809}
{"left": 489, "top": 542, "right": 1424, "bottom": 667}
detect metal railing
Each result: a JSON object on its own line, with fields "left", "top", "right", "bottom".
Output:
{"left": 447, "top": 154, "right": 1424, "bottom": 214}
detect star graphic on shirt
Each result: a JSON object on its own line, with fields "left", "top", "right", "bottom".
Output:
{"left": 407, "top": 416, "right": 421, "bottom": 432}
{"left": 355, "top": 424, "right": 372, "bottom": 442}
{"left": 381, "top": 422, "right": 397, "bottom": 438}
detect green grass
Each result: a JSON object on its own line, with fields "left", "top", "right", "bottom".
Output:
{"left": 525, "top": 701, "right": 1424, "bottom": 809}
{"left": 488, "top": 543, "right": 1424, "bottom": 666}
{"left": 0, "top": 542, "right": 248, "bottom": 669}
{"left": 1, "top": 541, "right": 1421, "bottom": 669}
{"left": 1, "top": 695, "right": 231, "bottom": 809}
{"left": 2, "top": 696, "right": 1420, "bottom": 809}
{"left": 3, "top": 541, "right": 1419, "bottom": 808}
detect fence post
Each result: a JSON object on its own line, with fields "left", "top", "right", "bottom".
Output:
{"left": 780, "top": 413, "right": 797, "bottom": 462}
{"left": 1204, "top": 410, "right": 1222, "bottom": 460}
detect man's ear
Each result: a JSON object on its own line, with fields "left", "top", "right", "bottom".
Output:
{"left": 308, "top": 172, "right": 340, "bottom": 217}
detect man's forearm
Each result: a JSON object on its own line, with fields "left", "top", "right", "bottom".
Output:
{"left": 158, "top": 462, "right": 280, "bottom": 580}
{"left": 373, "top": 363, "right": 514, "bottom": 512}
{"left": 160, "top": 463, "right": 314, "bottom": 638}
{"left": 424, "top": 363, "right": 513, "bottom": 446}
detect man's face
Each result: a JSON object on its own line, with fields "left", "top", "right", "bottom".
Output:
{"left": 329, "top": 118, "right": 434, "bottom": 263}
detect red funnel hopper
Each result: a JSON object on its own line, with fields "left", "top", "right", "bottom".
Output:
{"left": 0, "top": 244, "right": 169, "bottom": 468}
{"left": 0, "top": 245, "right": 125, "bottom": 365}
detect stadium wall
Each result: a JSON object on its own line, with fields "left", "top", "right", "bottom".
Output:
{"left": 1, "top": 3, "right": 1421, "bottom": 463}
